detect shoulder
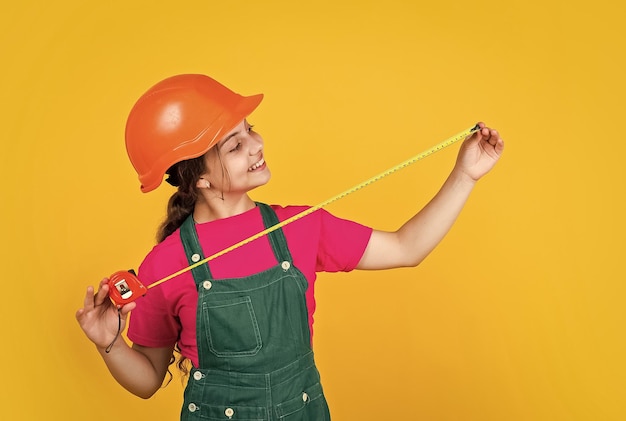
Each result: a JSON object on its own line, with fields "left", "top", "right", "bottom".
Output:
{"left": 267, "top": 203, "right": 371, "bottom": 229}
{"left": 268, "top": 203, "right": 372, "bottom": 243}
{"left": 138, "top": 229, "right": 187, "bottom": 286}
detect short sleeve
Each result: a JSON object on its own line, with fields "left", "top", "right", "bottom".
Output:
{"left": 126, "top": 253, "right": 181, "bottom": 348}
{"left": 314, "top": 209, "right": 372, "bottom": 273}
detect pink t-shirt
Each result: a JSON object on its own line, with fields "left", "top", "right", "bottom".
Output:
{"left": 127, "top": 205, "right": 372, "bottom": 367}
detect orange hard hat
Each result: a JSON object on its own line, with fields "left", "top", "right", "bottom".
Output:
{"left": 125, "top": 74, "right": 263, "bottom": 192}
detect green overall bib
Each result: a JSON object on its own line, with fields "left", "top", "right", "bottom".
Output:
{"left": 179, "top": 203, "right": 331, "bottom": 421}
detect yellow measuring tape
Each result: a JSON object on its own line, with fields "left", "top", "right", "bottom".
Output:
{"left": 147, "top": 123, "right": 481, "bottom": 290}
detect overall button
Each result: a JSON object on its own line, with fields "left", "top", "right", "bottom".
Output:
{"left": 188, "top": 403, "right": 198, "bottom": 412}
{"left": 203, "top": 280, "right": 212, "bottom": 290}
{"left": 193, "top": 371, "right": 203, "bottom": 381}
{"left": 224, "top": 407, "right": 234, "bottom": 418}
{"left": 281, "top": 261, "right": 291, "bottom": 271}
{"left": 191, "top": 253, "right": 201, "bottom": 263}
{"left": 302, "top": 392, "right": 309, "bottom": 402}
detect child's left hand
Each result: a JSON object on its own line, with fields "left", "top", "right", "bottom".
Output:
{"left": 455, "top": 122, "right": 504, "bottom": 181}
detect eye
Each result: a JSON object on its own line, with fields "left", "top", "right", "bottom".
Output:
{"left": 247, "top": 124, "right": 255, "bottom": 133}
{"left": 229, "top": 141, "right": 242, "bottom": 153}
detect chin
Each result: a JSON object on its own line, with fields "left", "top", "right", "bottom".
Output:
{"left": 259, "top": 168, "right": 271, "bottom": 185}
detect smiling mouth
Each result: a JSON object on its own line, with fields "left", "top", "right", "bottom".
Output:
{"left": 248, "top": 158, "right": 265, "bottom": 171}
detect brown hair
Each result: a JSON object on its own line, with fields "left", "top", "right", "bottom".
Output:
{"left": 157, "top": 149, "right": 230, "bottom": 242}
{"left": 156, "top": 156, "right": 206, "bottom": 243}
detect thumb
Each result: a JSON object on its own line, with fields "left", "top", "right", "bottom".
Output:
{"left": 119, "top": 301, "right": 137, "bottom": 317}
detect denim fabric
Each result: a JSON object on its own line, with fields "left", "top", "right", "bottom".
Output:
{"left": 179, "top": 204, "right": 331, "bottom": 421}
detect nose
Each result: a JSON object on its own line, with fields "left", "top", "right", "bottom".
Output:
{"left": 247, "top": 133, "right": 264, "bottom": 155}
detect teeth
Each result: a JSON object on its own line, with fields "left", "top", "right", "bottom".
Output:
{"left": 249, "top": 158, "right": 265, "bottom": 171}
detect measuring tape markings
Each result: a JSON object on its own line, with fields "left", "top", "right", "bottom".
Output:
{"left": 147, "top": 124, "right": 481, "bottom": 290}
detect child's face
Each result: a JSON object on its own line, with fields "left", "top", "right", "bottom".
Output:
{"left": 202, "top": 119, "right": 271, "bottom": 195}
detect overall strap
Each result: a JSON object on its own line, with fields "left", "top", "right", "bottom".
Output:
{"left": 179, "top": 204, "right": 293, "bottom": 286}
{"left": 180, "top": 215, "right": 213, "bottom": 284}
{"left": 256, "top": 202, "right": 293, "bottom": 264}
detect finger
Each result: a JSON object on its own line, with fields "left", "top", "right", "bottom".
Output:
{"left": 465, "top": 123, "right": 485, "bottom": 144}
{"left": 75, "top": 307, "right": 85, "bottom": 321}
{"left": 494, "top": 136, "right": 505, "bottom": 155}
{"left": 467, "top": 122, "right": 485, "bottom": 140}
{"left": 82, "top": 285, "right": 96, "bottom": 310}
{"left": 476, "top": 127, "right": 498, "bottom": 147}
{"left": 480, "top": 127, "right": 491, "bottom": 140}
{"left": 119, "top": 301, "right": 137, "bottom": 317}
{"left": 486, "top": 129, "right": 499, "bottom": 146}
{"left": 93, "top": 280, "right": 110, "bottom": 306}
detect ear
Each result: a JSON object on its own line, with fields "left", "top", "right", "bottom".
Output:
{"left": 196, "top": 178, "right": 210, "bottom": 189}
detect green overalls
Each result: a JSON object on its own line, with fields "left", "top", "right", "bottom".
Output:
{"left": 179, "top": 203, "right": 331, "bottom": 421}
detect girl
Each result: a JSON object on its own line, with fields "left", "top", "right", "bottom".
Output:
{"left": 76, "top": 74, "right": 504, "bottom": 420}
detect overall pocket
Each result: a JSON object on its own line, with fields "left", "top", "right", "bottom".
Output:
{"left": 202, "top": 295, "right": 262, "bottom": 357}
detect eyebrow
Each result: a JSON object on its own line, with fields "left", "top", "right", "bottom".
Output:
{"left": 218, "top": 131, "right": 240, "bottom": 148}
{"left": 217, "top": 121, "right": 249, "bottom": 148}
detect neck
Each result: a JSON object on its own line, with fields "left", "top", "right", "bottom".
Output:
{"left": 193, "top": 193, "right": 256, "bottom": 223}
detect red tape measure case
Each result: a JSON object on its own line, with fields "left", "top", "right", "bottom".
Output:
{"left": 107, "top": 270, "right": 147, "bottom": 307}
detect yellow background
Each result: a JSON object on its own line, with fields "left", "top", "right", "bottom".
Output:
{"left": 1, "top": 0, "right": 624, "bottom": 419}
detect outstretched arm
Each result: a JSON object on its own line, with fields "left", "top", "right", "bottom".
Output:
{"left": 357, "top": 122, "right": 504, "bottom": 270}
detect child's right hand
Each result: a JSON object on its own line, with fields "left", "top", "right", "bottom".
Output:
{"left": 75, "top": 278, "right": 136, "bottom": 350}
